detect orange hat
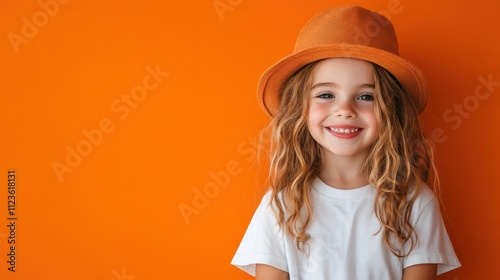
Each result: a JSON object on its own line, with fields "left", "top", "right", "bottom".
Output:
{"left": 257, "top": 5, "right": 429, "bottom": 116}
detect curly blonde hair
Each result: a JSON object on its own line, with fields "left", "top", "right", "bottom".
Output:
{"left": 265, "top": 59, "right": 438, "bottom": 257}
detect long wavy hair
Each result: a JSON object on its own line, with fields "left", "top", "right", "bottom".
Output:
{"left": 265, "top": 59, "right": 438, "bottom": 257}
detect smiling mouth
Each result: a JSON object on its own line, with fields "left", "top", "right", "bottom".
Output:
{"left": 328, "top": 127, "right": 362, "bottom": 134}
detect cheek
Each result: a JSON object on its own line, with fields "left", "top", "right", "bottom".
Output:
{"left": 360, "top": 105, "right": 377, "bottom": 121}
{"left": 307, "top": 104, "right": 323, "bottom": 135}
{"left": 308, "top": 103, "right": 328, "bottom": 124}
{"left": 363, "top": 108, "right": 379, "bottom": 134}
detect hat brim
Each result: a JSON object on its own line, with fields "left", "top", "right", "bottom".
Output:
{"left": 257, "top": 44, "right": 429, "bottom": 116}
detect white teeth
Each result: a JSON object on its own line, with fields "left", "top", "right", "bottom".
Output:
{"left": 329, "top": 127, "right": 360, "bottom": 133}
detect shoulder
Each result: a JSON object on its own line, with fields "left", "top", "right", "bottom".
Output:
{"left": 410, "top": 184, "right": 436, "bottom": 207}
{"left": 259, "top": 189, "right": 278, "bottom": 210}
{"left": 408, "top": 184, "right": 441, "bottom": 223}
{"left": 402, "top": 184, "right": 462, "bottom": 274}
{"left": 259, "top": 187, "right": 289, "bottom": 212}
{"left": 252, "top": 189, "right": 282, "bottom": 223}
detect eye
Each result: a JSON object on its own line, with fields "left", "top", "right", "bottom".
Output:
{"left": 358, "top": 93, "right": 374, "bottom": 101}
{"left": 316, "top": 92, "right": 334, "bottom": 99}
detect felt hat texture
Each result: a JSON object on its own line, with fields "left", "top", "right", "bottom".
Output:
{"left": 257, "top": 5, "right": 429, "bottom": 116}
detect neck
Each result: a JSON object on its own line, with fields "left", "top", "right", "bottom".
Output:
{"left": 318, "top": 150, "right": 369, "bottom": 190}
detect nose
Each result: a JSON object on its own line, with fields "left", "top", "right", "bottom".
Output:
{"left": 334, "top": 100, "right": 356, "bottom": 119}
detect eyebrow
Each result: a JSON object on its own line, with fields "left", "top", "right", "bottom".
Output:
{"left": 310, "top": 82, "right": 375, "bottom": 90}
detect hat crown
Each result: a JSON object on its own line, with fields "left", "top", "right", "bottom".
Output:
{"left": 294, "top": 5, "right": 399, "bottom": 55}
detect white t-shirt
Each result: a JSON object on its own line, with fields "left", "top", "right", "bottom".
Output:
{"left": 231, "top": 177, "right": 461, "bottom": 279}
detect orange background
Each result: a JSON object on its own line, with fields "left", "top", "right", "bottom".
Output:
{"left": 0, "top": 0, "right": 499, "bottom": 279}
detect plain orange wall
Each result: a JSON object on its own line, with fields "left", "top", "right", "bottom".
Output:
{"left": 0, "top": 0, "right": 499, "bottom": 279}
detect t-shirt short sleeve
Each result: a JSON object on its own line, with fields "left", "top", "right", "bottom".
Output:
{"left": 231, "top": 192, "right": 288, "bottom": 276}
{"left": 403, "top": 189, "right": 461, "bottom": 274}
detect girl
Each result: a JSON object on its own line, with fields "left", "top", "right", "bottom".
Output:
{"left": 231, "top": 5, "right": 461, "bottom": 280}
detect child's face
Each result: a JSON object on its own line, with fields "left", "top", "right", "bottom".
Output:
{"left": 307, "top": 58, "right": 378, "bottom": 161}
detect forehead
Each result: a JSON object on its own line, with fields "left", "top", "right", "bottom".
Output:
{"left": 311, "top": 58, "right": 374, "bottom": 84}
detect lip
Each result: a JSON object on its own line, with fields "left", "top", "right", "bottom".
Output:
{"left": 326, "top": 125, "right": 363, "bottom": 139}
